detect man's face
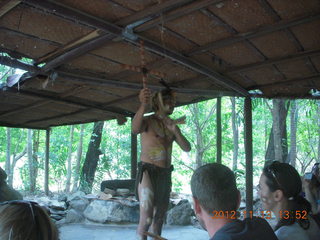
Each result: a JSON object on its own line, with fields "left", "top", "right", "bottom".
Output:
{"left": 162, "top": 96, "right": 175, "bottom": 115}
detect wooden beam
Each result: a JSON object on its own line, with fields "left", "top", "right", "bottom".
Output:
{"left": 24, "top": 108, "right": 90, "bottom": 125}
{"left": 188, "top": 14, "right": 320, "bottom": 55}
{"left": 216, "top": 97, "right": 222, "bottom": 163}
{"left": 0, "top": 121, "right": 46, "bottom": 129}
{"left": 0, "top": 0, "right": 21, "bottom": 18}
{"left": 2, "top": 87, "right": 133, "bottom": 117}
{"left": 135, "top": 0, "right": 222, "bottom": 32}
{"left": 38, "top": 30, "right": 102, "bottom": 63}
{"left": 42, "top": 33, "right": 114, "bottom": 72}
{"left": 258, "top": 0, "right": 304, "bottom": 52}
{"left": 249, "top": 74, "right": 320, "bottom": 90}
{"left": 23, "top": 0, "right": 248, "bottom": 96}
{"left": 45, "top": 128, "right": 50, "bottom": 195}
{"left": 0, "top": 55, "right": 39, "bottom": 72}
{"left": 0, "top": 86, "right": 87, "bottom": 118}
{"left": 115, "top": 0, "right": 194, "bottom": 26}
{"left": 57, "top": 70, "right": 235, "bottom": 97}
{"left": 227, "top": 49, "right": 320, "bottom": 74}
{"left": 244, "top": 97, "right": 253, "bottom": 216}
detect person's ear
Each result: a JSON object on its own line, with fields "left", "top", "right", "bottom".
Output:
{"left": 193, "top": 197, "right": 202, "bottom": 215}
{"left": 273, "top": 189, "right": 284, "bottom": 202}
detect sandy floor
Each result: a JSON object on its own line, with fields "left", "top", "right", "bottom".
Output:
{"left": 59, "top": 223, "right": 208, "bottom": 240}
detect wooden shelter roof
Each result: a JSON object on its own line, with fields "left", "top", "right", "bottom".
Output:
{"left": 0, "top": 0, "right": 319, "bottom": 129}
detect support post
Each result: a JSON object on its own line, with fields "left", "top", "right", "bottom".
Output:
{"left": 45, "top": 128, "right": 50, "bottom": 195}
{"left": 216, "top": 97, "right": 222, "bottom": 163}
{"left": 131, "top": 131, "right": 137, "bottom": 179}
{"left": 244, "top": 97, "right": 253, "bottom": 216}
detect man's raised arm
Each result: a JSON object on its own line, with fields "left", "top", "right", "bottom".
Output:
{"left": 132, "top": 88, "right": 151, "bottom": 134}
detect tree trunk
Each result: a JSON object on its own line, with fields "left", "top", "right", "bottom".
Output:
{"left": 289, "top": 100, "right": 298, "bottom": 167}
{"left": 72, "top": 124, "right": 84, "bottom": 192}
{"left": 27, "top": 129, "right": 35, "bottom": 192}
{"left": 265, "top": 99, "right": 289, "bottom": 165}
{"left": 5, "top": 128, "right": 11, "bottom": 186}
{"left": 30, "top": 130, "right": 40, "bottom": 191}
{"left": 231, "top": 97, "right": 239, "bottom": 171}
{"left": 188, "top": 103, "right": 216, "bottom": 168}
{"left": 273, "top": 99, "right": 282, "bottom": 162}
{"left": 65, "top": 125, "right": 74, "bottom": 192}
{"left": 80, "top": 121, "right": 104, "bottom": 194}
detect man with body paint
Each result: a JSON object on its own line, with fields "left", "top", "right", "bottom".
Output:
{"left": 132, "top": 88, "right": 191, "bottom": 239}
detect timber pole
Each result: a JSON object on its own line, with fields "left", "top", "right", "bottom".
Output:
{"left": 216, "top": 97, "right": 222, "bottom": 163}
{"left": 45, "top": 128, "right": 50, "bottom": 195}
{"left": 244, "top": 97, "right": 253, "bottom": 216}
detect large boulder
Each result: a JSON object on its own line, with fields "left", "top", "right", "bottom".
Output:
{"left": 84, "top": 199, "right": 139, "bottom": 223}
{"left": 100, "top": 179, "right": 135, "bottom": 193}
{"left": 0, "top": 167, "right": 23, "bottom": 202}
{"left": 167, "top": 199, "right": 193, "bottom": 225}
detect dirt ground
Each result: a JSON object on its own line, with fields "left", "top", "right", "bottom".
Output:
{"left": 59, "top": 223, "right": 208, "bottom": 240}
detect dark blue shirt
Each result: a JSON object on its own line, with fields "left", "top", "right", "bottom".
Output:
{"left": 211, "top": 217, "right": 278, "bottom": 240}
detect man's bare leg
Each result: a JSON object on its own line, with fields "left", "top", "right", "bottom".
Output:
{"left": 151, "top": 202, "right": 169, "bottom": 237}
{"left": 137, "top": 171, "right": 154, "bottom": 240}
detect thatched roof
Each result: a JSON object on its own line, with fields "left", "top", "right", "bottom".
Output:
{"left": 0, "top": 0, "right": 319, "bottom": 129}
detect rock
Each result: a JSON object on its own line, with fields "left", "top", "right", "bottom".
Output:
{"left": 84, "top": 194, "right": 99, "bottom": 200}
{"left": 0, "top": 167, "right": 23, "bottom": 202}
{"left": 49, "top": 200, "right": 67, "bottom": 210}
{"left": 84, "top": 199, "right": 139, "bottom": 223}
{"left": 65, "top": 209, "right": 84, "bottom": 223}
{"left": 99, "top": 192, "right": 112, "bottom": 200}
{"left": 51, "top": 214, "right": 64, "bottom": 221}
{"left": 100, "top": 179, "right": 135, "bottom": 192}
{"left": 103, "top": 188, "right": 116, "bottom": 196}
{"left": 58, "top": 194, "right": 68, "bottom": 202}
{"left": 116, "top": 188, "right": 130, "bottom": 196}
{"left": 167, "top": 199, "right": 193, "bottom": 225}
{"left": 67, "top": 191, "right": 86, "bottom": 202}
{"left": 69, "top": 198, "right": 89, "bottom": 212}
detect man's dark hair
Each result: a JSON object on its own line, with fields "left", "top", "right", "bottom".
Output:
{"left": 191, "top": 163, "right": 238, "bottom": 213}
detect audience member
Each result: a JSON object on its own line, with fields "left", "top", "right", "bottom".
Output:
{"left": 259, "top": 161, "right": 320, "bottom": 240}
{"left": 191, "top": 163, "right": 278, "bottom": 240}
{"left": 0, "top": 200, "right": 59, "bottom": 240}
{"left": 303, "top": 162, "right": 320, "bottom": 215}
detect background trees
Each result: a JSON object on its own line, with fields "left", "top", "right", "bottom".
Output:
{"left": 0, "top": 98, "right": 319, "bottom": 194}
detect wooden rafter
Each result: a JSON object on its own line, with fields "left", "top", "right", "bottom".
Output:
{"left": 0, "top": 86, "right": 87, "bottom": 118}
{"left": 2, "top": 87, "right": 133, "bottom": 117}
{"left": 226, "top": 49, "right": 320, "bottom": 74}
{"left": 249, "top": 74, "right": 320, "bottom": 90}
{"left": 135, "top": 0, "right": 223, "bottom": 32}
{"left": 188, "top": 13, "right": 320, "bottom": 55}
{"left": 23, "top": 0, "right": 248, "bottom": 96}
{"left": 258, "top": 0, "right": 319, "bottom": 75}
{"left": 24, "top": 108, "right": 91, "bottom": 125}
{"left": 57, "top": 70, "right": 234, "bottom": 97}
{"left": 37, "top": 30, "right": 103, "bottom": 63}
{"left": 115, "top": 0, "right": 194, "bottom": 26}
{"left": 0, "top": 0, "right": 21, "bottom": 18}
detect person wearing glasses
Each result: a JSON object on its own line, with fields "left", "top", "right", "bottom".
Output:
{"left": 0, "top": 200, "right": 59, "bottom": 240}
{"left": 303, "top": 163, "right": 320, "bottom": 216}
{"left": 258, "top": 161, "right": 320, "bottom": 240}
{"left": 191, "top": 163, "right": 278, "bottom": 240}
